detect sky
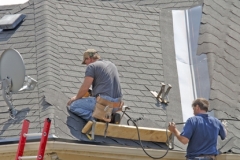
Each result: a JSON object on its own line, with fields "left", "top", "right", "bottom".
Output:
{"left": 0, "top": 0, "right": 29, "bottom": 6}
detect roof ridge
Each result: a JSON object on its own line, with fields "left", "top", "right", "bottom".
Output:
{"left": 57, "top": 0, "right": 160, "bottom": 13}
{"left": 33, "top": 0, "right": 61, "bottom": 92}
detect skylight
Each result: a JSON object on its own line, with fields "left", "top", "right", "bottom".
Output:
{"left": 0, "top": 14, "right": 26, "bottom": 30}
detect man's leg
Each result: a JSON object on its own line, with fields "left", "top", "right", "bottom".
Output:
{"left": 69, "top": 97, "right": 96, "bottom": 121}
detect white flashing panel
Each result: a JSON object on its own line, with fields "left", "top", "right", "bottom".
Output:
{"left": 172, "top": 5, "right": 208, "bottom": 122}
{"left": 172, "top": 10, "right": 195, "bottom": 122}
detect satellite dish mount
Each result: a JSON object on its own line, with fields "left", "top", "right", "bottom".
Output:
{"left": 0, "top": 49, "right": 37, "bottom": 119}
{"left": 1, "top": 77, "right": 18, "bottom": 117}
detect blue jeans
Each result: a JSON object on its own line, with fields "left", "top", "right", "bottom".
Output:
{"left": 69, "top": 95, "right": 121, "bottom": 121}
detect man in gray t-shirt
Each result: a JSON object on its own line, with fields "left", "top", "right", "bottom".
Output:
{"left": 86, "top": 59, "right": 122, "bottom": 98}
{"left": 67, "top": 49, "right": 122, "bottom": 121}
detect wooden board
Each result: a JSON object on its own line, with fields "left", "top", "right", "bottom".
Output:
{"left": 82, "top": 121, "right": 171, "bottom": 143}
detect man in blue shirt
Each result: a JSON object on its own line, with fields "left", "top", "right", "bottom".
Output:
{"left": 168, "top": 98, "right": 227, "bottom": 160}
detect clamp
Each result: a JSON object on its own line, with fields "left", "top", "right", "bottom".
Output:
{"left": 146, "top": 82, "right": 172, "bottom": 104}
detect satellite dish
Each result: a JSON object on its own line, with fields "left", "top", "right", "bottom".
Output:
{"left": 0, "top": 49, "right": 25, "bottom": 92}
{"left": 0, "top": 49, "right": 37, "bottom": 119}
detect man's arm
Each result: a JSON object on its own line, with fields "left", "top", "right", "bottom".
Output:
{"left": 168, "top": 122, "right": 189, "bottom": 145}
{"left": 75, "top": 76, "right": 93, "bottom": 99}
{"left": 67, "top": 76, "right": 93, "bottom": 105}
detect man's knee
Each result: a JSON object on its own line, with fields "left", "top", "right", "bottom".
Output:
{"left": 70, "top": 97, "right": 96, "bottom": 111}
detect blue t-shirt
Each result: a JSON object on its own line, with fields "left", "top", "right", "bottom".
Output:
{"left": 85, "top": 59, "right": 122, "bottom": 98}
{"left": 181, "top": 114, "right": 226, "bottom": 158}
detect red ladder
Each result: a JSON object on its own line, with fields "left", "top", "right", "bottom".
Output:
{"left": 15, "top": 118, "right": 51, "bottom": 160}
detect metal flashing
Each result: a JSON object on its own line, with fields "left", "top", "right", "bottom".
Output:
{"left": 172, "top": 5, "right": 209, "bottom": 122}
{"left": 0, "top": 14, "right": 26, "bottom": 30}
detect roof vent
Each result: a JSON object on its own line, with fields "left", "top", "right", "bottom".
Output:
{"left": 0, "top": 14, "right": 26, "bottom": 30}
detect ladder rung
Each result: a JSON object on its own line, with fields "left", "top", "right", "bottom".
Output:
{"left": 24, "top": 133, "right": 42, "bottom": 137}
{"left": 18, "top": 156, "right": 37, "bottom": 159}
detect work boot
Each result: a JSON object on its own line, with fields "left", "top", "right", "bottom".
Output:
{"left": 111, "top": 112, "right": 121, "bottom": 124}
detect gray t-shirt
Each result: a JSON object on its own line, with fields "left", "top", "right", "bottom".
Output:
{"left": 85, "top": 59, "right": 122, "bottom": 98}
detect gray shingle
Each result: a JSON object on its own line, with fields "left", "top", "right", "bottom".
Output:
{"left": 136, "top": 73, "right": 156, "bottom": 80}
{"left": 131, "top": 56, "right": 150, "bottom": 63}
{"left": 96, "top": 30, "right": 116, "bottom": 37}
{"left": 123, "top": 94, "right": 141, "bottom": 101}
{"left": 127, "top": 61, "right": 146, "bottom": 68}
{"left": 132, "top": 78, "right": 152, "bottom": 85}
{"left": 122, "top": 66, "right": 143, "bottom": 73}
{"left": 62, "top": 26, "right": 81, "bottom": 33}
{"left": 105, "top": 19, "right": 123, "bottom": 27}
{"left": 59, "top": 31, "right": 78, "bottom": 38}
{"left": 122, "top": 44, "right": 141, "bottom": 51}
{"left": 113, "top": 32, "right": 132, "bottom": 39}
{"left": 129, "top": 84, "right": 147, "bottom": 91}
{"left": 124, "top": 89, "right": 144, "bottom": 96}
{"left": 217, "top": 58, "right": 237, "bottom": 75}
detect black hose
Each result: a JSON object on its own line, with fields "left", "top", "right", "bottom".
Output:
{"left": 124, "top": 112, "right": 171, "bottom": 159}
{"left": 174, "top": 118, "right": 240, "bottom": 125}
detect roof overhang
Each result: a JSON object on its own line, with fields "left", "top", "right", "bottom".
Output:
{"left": 0, "top": 141, "right": 239, "bottom": 160}
{"left": 0, "top": 141, "right": 185, "bottom": 160}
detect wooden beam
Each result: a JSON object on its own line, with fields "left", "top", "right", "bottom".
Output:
{"left": 82, "top": 121, "right": 171, "bottom": 143}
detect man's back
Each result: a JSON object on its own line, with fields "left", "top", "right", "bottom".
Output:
{"left": 85, "top": 59, "right": 122, "bottom": 98}
{"left": 182, "top": 114, "right": 226, "bottom": 158}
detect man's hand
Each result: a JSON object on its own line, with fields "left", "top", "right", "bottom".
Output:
{"left": 168, "top": 122, "right": 177, "bottom": 134}
{"left": 222, "top": 120, "right": 228, "bottom": 136}
{"left": 67, "top": 77, "right": 93, "bottom": 107}
{"left": 67, "top": 96, "right": 76, "bottom": 106}
{"left": 168, "top": 121, "right": 189, "bottom": 145}
{"left": 222, "top": 120, "right": 227, "bottom": 127}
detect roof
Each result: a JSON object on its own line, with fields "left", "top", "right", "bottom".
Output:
{"left": 1, "top": 0, "right": 239, "bottom": 156}
{"left": 197, "top": 0, "right": 240, "bottom": 154}
{"left": 0, "top": 0, "right": 183, "bottom": 151}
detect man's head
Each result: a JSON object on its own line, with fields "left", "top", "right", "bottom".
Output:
{"left": 192, "top": 98, "right": 209, "bottom": 115}
{"left": 82, "top": 49, "right": 100, "bottom": 65}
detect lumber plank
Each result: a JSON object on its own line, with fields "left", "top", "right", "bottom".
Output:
{"left": 82, "top": 121, "right": 171, "bottom": 143}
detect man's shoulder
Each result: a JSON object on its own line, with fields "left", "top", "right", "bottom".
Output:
{"left": 188, "top": 115, "right": 200, "bottom": 120}
{"left": 88, "top": 60, "right": 115, "bottom": 69}
{"left": 191, "top": 114, "right": 220, "bottom": 122}
{"left": 93, "top": 59, "right": 111, "bottom": 64}
{"left": 96, "top": 59, "right": 116, "bottom": 67}
{"left": 208, "top": 116, "right": 221, "bottom": 122}
{"left": 187, "top": 115, "right": 205, "bottom": 121}
{"left": 88, "top": 60, "right": 103, "bottom": 67}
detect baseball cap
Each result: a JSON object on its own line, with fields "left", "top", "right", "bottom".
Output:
{"left": 82, "top": 49, "right": 98, "bottom": 64}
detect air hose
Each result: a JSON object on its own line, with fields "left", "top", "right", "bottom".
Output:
{"left": 124, "top": 111, "right": 173, "bottom": 159}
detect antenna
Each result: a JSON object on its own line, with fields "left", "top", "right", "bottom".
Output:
{"left": 0, "top": 49, "right": 37, "bottom": 119}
